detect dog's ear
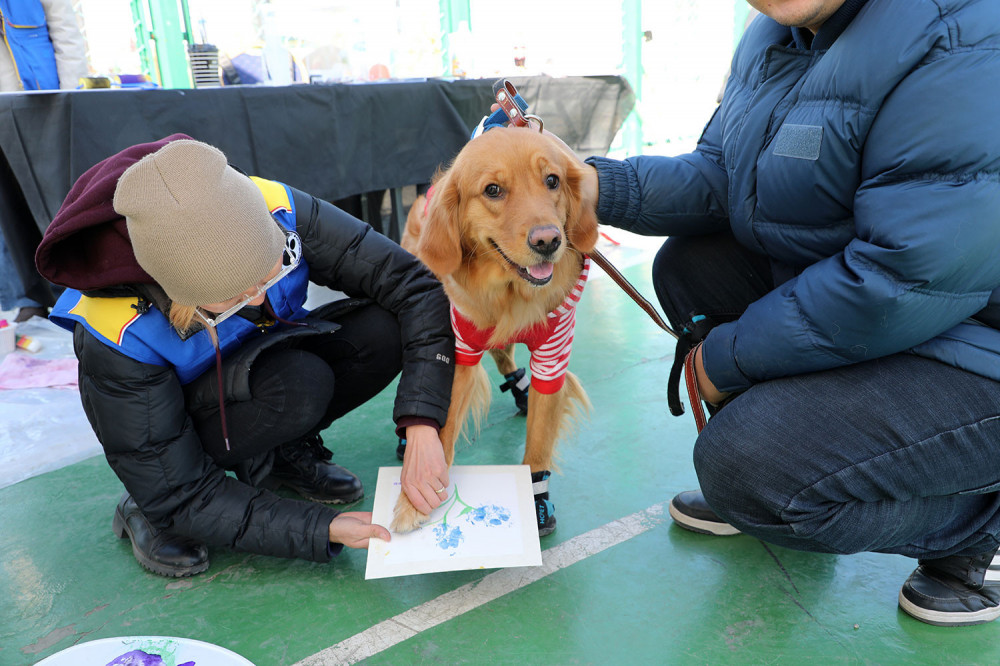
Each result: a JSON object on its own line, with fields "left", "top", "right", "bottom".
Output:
{"left": 416, "top": 171, "right": 464, "bottom": 277}
{"left": 563, "top": 159, "right": 600, "bottom": 254}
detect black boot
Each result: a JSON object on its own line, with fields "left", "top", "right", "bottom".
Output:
{"left": 532, "top": 470, "right": 556, "bottom": 536}
{"left": 266, "top": 434, "right": 363, "bottom": 504}
{"left": 112, "top": 493, "right": 209, "bottom": 577}
{"left": 899, "top": 548, "right": 1000, "bottom": 626}
{"left": 499, "top": 368, "right": 529, "bottom": 415}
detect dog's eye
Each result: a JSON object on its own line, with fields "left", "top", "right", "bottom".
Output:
{"left": 545, "top": 174, "right": 560, "bottom": 190}
{"left": 484, "top": 183, "right": 502, "bottom": 198}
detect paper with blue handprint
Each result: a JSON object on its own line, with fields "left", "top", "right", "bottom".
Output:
{"left": 366, "top": 465, "right": 542, "bottom": 579}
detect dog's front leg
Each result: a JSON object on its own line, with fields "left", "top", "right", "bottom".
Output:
{"left": 391, "top": 363, "right": 482, "bottom": 533}
{"left": 523, "top": 387, "right": 565, "bottom": 536}
{"left": 523, "top": 387, "right": 564, "bottom": 473}
{"left": 524, "top": 377, "right": 590, "bottom": 537}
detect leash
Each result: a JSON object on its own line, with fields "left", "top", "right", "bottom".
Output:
{"left": 587, "top": 246, "right": 714, "bottom": 432}
{"left": 588, "top": 247, "right": 711, "bottom": 432}
{"left": 479, "top": 79, "right": 709, "bottom": 432}
{"left": 586, "top": 248, "right": 678, "bottom": 339}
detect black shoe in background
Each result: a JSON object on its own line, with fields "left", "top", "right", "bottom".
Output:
{"left": 668, "top": 489, "right": 741, "bottom": 536}
{"left": 899, "top": 549, "right": 1000, "bottom": 626}
{"left": 266, "top": 434, "right": 363, "bottom": 504}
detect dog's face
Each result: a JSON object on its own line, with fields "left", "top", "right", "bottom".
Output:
{"left": 416, "top": 127, "right": 598, "bottom": 285}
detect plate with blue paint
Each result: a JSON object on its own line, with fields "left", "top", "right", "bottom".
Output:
{"left": 34, "top": 635, "right": 255, "bottom": 665}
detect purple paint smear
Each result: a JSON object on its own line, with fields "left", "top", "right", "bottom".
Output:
{"left": 106, "top": 649, "right": 195, "bottom": 666}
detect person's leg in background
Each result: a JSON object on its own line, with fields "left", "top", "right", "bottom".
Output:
{"left": 651, "top": 231, "right": 773, "bottom": 535}
{"left": 652, "top": 230, "right": 774, "bottom": 333}
{"left": 653, "top": 232, "right": 1000, "bottom": 626}
{"left": 0, "top": 235, "right": 47, "bottom": 321}
{"left": 695, "top": 354, "right": 1000, "bottom": 625}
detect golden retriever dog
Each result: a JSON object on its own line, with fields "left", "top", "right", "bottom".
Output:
{"left": 393, "top": 125, "right": 599, "bottom": 536}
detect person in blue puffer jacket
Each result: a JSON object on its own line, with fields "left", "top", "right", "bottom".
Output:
{"left": 580, "top": 0, "right": 1000, "bottom": 626}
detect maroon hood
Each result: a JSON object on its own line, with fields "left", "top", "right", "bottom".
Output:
{"left": 35, "top": 133, "right": 195, "bottom": 292}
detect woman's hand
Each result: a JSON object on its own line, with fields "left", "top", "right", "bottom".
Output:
{"left": 694, "top": 344, "right": 730, "bottom": 406}
{"left": 328, "top": 512, "right": 390, "bottom": 550}
{"left": 400, "top": 423, "right": 450, "bottom": 515}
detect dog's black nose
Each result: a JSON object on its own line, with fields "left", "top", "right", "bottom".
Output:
{"left": 529, "top": 225, "right": 562, "bottom": 257}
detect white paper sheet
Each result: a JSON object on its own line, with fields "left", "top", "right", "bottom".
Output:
{"left": 365, "top": 465, "right": 542, "bottom": 579}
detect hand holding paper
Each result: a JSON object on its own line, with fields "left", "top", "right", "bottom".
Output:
{"left": 328, "top": 512, "right": 390, "bottom": 550}
{"left": 367, "top": 465, "right": 542, "bottom": 579}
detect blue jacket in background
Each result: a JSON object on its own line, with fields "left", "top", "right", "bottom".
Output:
{"left": 590, "top": 0, "right": 1000, "bottom": 393}
{"left": 0, "top": 0, "right": 59, "bottom": 90}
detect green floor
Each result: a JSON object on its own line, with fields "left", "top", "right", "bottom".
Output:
{"left": 4, "top": 258, "right": 999, "bottom": 665}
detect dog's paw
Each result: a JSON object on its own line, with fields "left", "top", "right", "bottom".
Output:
{"left": 390, "top": 491, "right": 429, "bottom": 533}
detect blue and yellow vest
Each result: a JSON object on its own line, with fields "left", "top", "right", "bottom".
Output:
{"left": 50, "top": 178, "right": 310, "bottom": 385}
{"left": 0, "top": 0, "right": 60, "bottom": 90}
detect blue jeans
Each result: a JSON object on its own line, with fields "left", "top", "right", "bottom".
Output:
{"left": 0, "top": 235, "right": 41, "bottom": 311}
{"left": 653, "top": 233, "right": 1000, "bottom": 559}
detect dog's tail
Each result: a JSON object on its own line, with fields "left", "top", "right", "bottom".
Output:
{"left": 560, "top": 371, "right": 592, "bottom": 425}
{"left": 548, "top": 371, "right": 591, "bottom": 473}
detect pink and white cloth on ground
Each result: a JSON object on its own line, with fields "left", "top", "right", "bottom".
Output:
{"left": 0, "top": 354, "right": 78, "bottom": 390}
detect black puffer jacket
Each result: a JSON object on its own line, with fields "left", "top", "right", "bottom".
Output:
{"left": 71, "top": 188, "right": 453, "bottom": 562}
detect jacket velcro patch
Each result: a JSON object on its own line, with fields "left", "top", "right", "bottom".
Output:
{"left": 772, "top": 124, "right": 823, "bottom": 160}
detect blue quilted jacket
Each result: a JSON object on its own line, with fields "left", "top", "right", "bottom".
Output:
{"left": 590, "top": 0, "right": 1000, "bottom": 393}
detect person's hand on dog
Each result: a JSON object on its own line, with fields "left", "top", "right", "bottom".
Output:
{"left": 328, "top": 512, "right": 391, "bottom": 549}
{"left": 400, "top": 423, "right": 450, "bottom": 515}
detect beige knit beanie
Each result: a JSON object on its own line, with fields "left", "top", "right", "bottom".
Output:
{"left": 114, "top": 139, "right": 286, "bottom": 306}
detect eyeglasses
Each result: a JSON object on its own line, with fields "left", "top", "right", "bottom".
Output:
{"left": 196, "top": 230, "right": 302, "bottom": 329}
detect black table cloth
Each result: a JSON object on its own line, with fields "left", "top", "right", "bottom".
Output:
{"left": 0, "top": 75, "right": 634, "bottom": 306}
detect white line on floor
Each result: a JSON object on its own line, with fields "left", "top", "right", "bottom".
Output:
{"left": 294, "top": 501, "right": 667, "bottom": 666}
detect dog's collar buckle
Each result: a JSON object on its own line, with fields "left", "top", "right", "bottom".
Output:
{"left": 495, "top": 79, "right": 530, "bottom": 127}
{"left": 471, "top": 78, "right": 544, "bottom": 139}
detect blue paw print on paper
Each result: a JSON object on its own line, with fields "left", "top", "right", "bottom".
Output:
{"left": 426, "top": 489, "right": 513, "bottom": 553}
{"left": 467, "top": 504, "right": 511, "bottom": 526}
{"left": 433, "top": 523, "right": 464, "bottom": 552}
